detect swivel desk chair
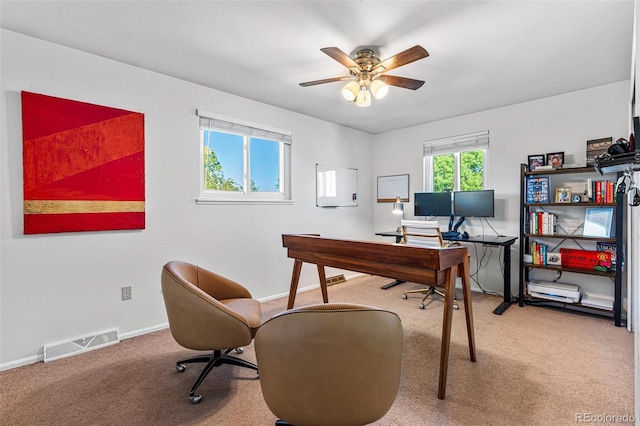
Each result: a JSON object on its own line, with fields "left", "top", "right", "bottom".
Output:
{"left": 399, "top": 220, "right": 459, "bottom": 310}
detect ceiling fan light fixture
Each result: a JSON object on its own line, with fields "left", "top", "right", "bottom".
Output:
{"left": 370, "top": 79, "right": 389, "bottom": 100}
{"left": 341, "top": 81, "right": 360, "bottom": 101}
{"left": 300, "top": 45, "right": 428, "bottom": 107}
{"left": 355, "top": 87, "right": 371, "bottom": 107}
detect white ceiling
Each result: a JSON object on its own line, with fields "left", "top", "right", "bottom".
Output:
{"left": 0, "top": 1, "right": 634, "bottom": 134}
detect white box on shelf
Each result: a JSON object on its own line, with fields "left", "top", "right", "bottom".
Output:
{"left": 580, "top": 293, "right": 614, "bottom": 310}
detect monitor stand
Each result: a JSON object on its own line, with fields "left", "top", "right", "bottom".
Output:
{"left": 441, "top": 215, "right": 460, "bottom": 239}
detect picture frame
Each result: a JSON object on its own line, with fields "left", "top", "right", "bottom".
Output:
{"left": 528, "top": 154, "right": 545, "bottom": 171}
{"left": 546, "top": 151, "right": 564, "bottom": 169}
{"left": 526, "top": 176, "right": 550, "bottom": 203}
{"left": 555, "top": 187, "right": 571, "bottom": 203}
{"left": 546, "top": 252, "right": 562, "bottom": 266}
{"left": 583, "top": 207, "right": 614, "bottom": 238}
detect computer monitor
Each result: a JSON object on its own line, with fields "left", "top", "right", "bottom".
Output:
{"left": 414, "top": 192, "right": 452, "bottom": 217}
{"left": 453, "top": 190, "right": 495, "bottom": 218}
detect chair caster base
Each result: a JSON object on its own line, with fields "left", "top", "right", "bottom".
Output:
{"left": 190, "top": 393, "right": 201, "bottom": 404}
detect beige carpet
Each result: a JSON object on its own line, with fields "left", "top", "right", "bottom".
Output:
{"left": 0, "top": 275, "right": 634, "bottom": 425}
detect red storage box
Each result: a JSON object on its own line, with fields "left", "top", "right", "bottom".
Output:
{"left": 559, "top": 248, "right": 611, "bottom": 270}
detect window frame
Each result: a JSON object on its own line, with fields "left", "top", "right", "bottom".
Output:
{"left": 423, "top": 131, "right": 489, "bottom": 192}
{"left": 196, "top": 110, "right": 293, "bottom": 205}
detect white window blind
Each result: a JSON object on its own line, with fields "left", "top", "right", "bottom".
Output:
{"left": 423, "top": 130, "right": 489, "bottom": 156}
{"left": 197, "top": 110, "right": 292, "bottom": 144}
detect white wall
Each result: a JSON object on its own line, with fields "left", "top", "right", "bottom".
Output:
{"left": 1, "top": 28, "right": 634, "bottom": 370}
{"left": 0, "top": 30, "right": 374, "bottom": 368}
{"left": 372, "top": 81, "right": 631, "bottom": 300}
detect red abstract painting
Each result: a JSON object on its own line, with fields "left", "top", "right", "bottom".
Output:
{"left": 22, "top": 92, "right": 145, "bottom": 234}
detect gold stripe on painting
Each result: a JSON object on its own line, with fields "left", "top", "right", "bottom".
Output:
{"left": 24, "top": 200, "right": 145, "bottom": 214}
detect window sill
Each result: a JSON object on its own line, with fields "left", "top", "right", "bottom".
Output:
{"left": 196, "top": 197, "right": 294, "bottom": 205}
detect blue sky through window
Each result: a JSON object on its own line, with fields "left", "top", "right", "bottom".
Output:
{"left": 204, "top": 130, "right": 280, "bottom": 191}
{"left": 250, "top": 138, "right": 280, "bottom": 192}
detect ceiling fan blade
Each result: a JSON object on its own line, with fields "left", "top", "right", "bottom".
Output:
{"left": 299, "top": 76, "right": 353, "bottom": 87}
{"left": 320, "top": 47, "right": 359, "bottom": 69}
{"left": 373, "top": 45, "right": 429, "bottom": 74}
{"left": 379, "top": 75, "right": 425, "bottom": 90}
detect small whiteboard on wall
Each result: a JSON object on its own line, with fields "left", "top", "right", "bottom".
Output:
{"left": 377, "top": 174, "right": 409, "bottom": 202}
{"left": 316, "top": 164, "right": 358, "bottom": 207}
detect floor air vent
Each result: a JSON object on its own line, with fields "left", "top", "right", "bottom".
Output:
{"left": 325, "top": 274, "right": 346, "bottom": 286}
{"left": 44, "top": 329, "right": 119, "bottom": 362}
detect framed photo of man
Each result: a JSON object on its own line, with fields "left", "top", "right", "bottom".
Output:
{"left": 546, "top": 152, "right": 564, "bottom": 169}
{"left": 528, "top": 154, "right": 545, "bottom": 171}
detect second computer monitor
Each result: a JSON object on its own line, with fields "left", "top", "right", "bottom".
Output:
{"left": 453, "top": 190, "right": 495, "bottom": 217}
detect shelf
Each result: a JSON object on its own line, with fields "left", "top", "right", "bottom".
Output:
{"left": 523, "top": 262, "right": 615, "bottom": 277}
{"left": 525, "top": 166, "right": 598, "bottom": 176}
{"left": 519, "top": 162, "right": 623, "bottom": 326}
{"left": 525, "top": 202, "right": 616, "bottom": 207}
{"left": 524, "top": 233, "right": 616, "bottom": 242}
{"left": 521, "top": 295, "right": 613, "bottom": 313}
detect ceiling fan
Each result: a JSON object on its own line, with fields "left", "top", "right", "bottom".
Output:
{"left": 299, "top": 45, "right": 429, "bottom": 107}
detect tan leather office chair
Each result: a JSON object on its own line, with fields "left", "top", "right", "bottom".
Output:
{"left": 255, "top": 303, "right": 403, "bottom": 426}
{"left": 161, "top": 260, "right": 261, "bottom": 404}
{"left": 400, "top": 220, "right": 459, "bottom": 310}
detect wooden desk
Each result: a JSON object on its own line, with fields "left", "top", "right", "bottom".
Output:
{"left": 281, "top": 234, "right": 475, "bottom": 399}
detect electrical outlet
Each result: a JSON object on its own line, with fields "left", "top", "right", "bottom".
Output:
{"left": 121, "top": 286, "right": 132, "bottom": 301}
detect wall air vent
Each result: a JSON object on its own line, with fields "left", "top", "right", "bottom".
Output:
{"left": 43, "top": 329, "right": 119, "bottom": 362}
{"left": 325, "top": 274, "right": 346, "bottom": 286}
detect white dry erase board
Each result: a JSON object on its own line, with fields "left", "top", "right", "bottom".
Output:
{"left": 377, "top": 174, "right": 409, "bottom": 202}
{"left": 316, "top": 164, "right": 358, "bottom": 207}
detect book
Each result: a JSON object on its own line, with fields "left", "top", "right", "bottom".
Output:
{"left": 596, "top": 241, "right": 619, "bottom": 268}
{"left": 526, "top": 176, "right": 550, "bottom": 203}
{"left": 583, "top": 208, "right": 614, "bottom": 238}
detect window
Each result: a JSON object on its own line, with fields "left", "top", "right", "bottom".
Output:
{"left": 197, "top": 110, "right": 292, "bottom": 204}
{"left": 423, "top": 131, "right": 489, "bottom": 192}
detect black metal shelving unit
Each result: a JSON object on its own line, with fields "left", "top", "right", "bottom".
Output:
{"left": 517, "top": 164, "right": 624, "bottom": 326}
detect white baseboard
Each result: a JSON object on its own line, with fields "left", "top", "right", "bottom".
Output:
{"left": 0, "top": 354, "right": 41, "bottom": 371}
{"left": 0, "top": 323, "right": 170, "bottom": 372}
{"left": 118, "top": 323, "right": 168, "bottom": 341}
{"left": 258, "top": 272, "right": 365, "bottom": 303}
{"left": 0, "top": 272, "right": 372, "bottom": 371}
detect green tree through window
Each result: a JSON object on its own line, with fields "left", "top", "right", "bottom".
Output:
{"left": 203, "top": 146, "right": 243, "bottom": 191}
{"left": 431, "top": 150, "right": 485, "bottom": 192}
{"left": 460, "top": 150, "right": 483, "bottom": 191}
{"left": 433, "top": 154, "right": 454, "bottom": 192}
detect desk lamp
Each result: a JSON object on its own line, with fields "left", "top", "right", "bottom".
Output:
{"left": 392, "top": 196, "right": 404, "bottom": 231}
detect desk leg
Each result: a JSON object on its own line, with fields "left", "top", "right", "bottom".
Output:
{"left": 380, "top": 280, "right": 406, "bottom": 290}
{"left": 460, "top": 256, "right": 477, "bottom": 363}
{"left": 380, "top": 234, "right": 405, "bottom": 289}
{"left": 287, "top": 259, "right": 303, "bottom": 309}
{"left": 493, "top": 244, "right": 512, "bottom": 315}
{"left": 438, "top": 264, "right": 458, "bottom": 400}
{"left": 317, "top": 264, "right": 329, "bottom": 303}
